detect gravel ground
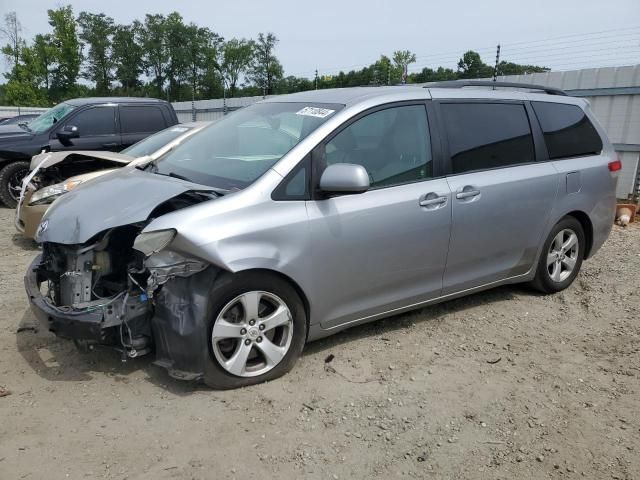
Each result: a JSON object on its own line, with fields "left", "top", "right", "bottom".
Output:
{"left": 0, "top": 205, "right": 639, "bottom": 480}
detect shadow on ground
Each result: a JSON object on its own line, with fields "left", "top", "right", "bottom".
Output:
{"left": 15, "top": 283, "right": 533, "bottom": 394}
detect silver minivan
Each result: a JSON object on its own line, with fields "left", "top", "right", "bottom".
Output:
{"left": 26, "top": 82, "right": 619, "bottom": 388}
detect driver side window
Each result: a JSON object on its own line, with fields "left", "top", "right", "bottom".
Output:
{"left": 325, "top": 105, "right": 432, "bottom": 188}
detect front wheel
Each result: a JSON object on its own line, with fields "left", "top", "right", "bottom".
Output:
{"left": 204, "top": 272, "right": 307, "bottom": 389}
{"left": 0, "top": 161, "right": 30, "bottom": 208}
{"left": 531, "top": 216, "right": 585, "bottom": 294}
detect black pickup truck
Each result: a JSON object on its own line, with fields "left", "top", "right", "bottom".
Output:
{"left": 0, "top": 97, "right": 179, "bottom": 207}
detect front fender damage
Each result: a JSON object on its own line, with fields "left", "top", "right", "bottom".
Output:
{"left": 150, "top": 265, "right": 221, "bottom": 381}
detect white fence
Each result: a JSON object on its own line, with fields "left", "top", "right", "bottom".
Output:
{"left": 172, "top": 95, "right": 273, "bottom": 123}
{"left": 0, "top": 106, "right": 47, "bottom": 117}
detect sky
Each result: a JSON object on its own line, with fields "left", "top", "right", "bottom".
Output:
{"left": 1, "top": 0, "right": 640, "bottom": 79}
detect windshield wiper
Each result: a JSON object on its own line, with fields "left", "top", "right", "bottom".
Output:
{"left": 145, "top": 163, "right": 193, "bottom": 183}
{"left": 167, "top": 171, "right": 192, "bottom": 182}
{"left": 18, "top": 122, "right": 32, "bottom": 132}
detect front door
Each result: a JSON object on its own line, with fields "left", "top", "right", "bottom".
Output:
{"left": 439, "top": 101, "right": 559, "bottom": 294}
{"left": 306, "top": 103, "right": 452, "bottom": 330}
{"left": 50, "top": 105, "right": 121, "bottom": 152}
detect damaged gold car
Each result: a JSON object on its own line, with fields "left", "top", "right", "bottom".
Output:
{"left": 16, "top": 122, "right": 209, "bottom": 238}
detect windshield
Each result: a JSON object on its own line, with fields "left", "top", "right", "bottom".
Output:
{"left": 27, "top": 103, "right": 76, "bottom": 134}
{"left": 153, "top": 102, "right": 343, "bottom": 190}
{"left": 122, "top": 125, "right": 195, "bottom": 158}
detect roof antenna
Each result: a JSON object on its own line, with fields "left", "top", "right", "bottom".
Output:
{"left": 493, "top": 44, "right": 501, "bottom": 89}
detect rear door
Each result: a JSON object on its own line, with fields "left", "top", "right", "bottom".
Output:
{"left": 49, "top": 105, "right": 121, "bottom": 151}
{"left": 119, "top": 104, "right": 171, "bottom": 148}
{"left": 305, "top": 102, "right": 452, "bottom": 329}
{"left": 439, "top": 101, "right": 559, "bottom": 294}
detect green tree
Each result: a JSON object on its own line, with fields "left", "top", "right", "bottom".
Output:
{"left": 411, "top": 66, "right": 458, "bottom": 83}
{"left": 186, "top": 26, "right": 223, "bottom": 100}
{"left": 141, "top": 13, "right": 169, "bottom": 98}
{"left": 48, "top": 6, "right": 82, "bottom": 99}
{"left": 457, "top": 50, "right": 493, "bottom": 79}
{"left": 497, "top": 61, "right": 549, "bottom": 76}
{"left": 221, "top": 38, "right": 254, "bottom": 97}
{"left": 32, "top": 33, "right": 55, "bottom": 94}
{"left": 112, "top": 22, "right": 144, "bottom": 94}
{"left": 164, "top": 12, "right": 189, "bottom": 101}
{"left": 3, "top": 44, "right": 48, "bottom": 106}
{"left": 392, "top": 50, "right": 416, "bottom": 83}
{"left": 249, "top": 32, "right": 283, "bottom": 95}
{"left": 77, "top": 12, "right": 115, "bottom": 94}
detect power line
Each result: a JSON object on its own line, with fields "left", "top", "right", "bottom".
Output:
{"left": 286, "top": 26, "right": 640, "bottom": 79}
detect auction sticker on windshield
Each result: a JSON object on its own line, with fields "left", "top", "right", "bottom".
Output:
{"left": 296, "top": 106, "right": 335, "bottom": 118}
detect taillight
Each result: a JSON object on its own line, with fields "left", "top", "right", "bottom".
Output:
{"left": 608, "top": 159, "right": 622, "bottom": 172}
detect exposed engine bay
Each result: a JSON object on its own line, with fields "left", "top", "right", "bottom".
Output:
{"left": 29, "top": 155, "right": 128, "bottom": 191}
{"left": 27, "top": 191, "right": 215, "bottom": 362}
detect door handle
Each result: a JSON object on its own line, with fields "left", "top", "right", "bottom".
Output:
{"left": 102, "top": 143, "right": 119, "bottom": 148}
{"left": 419, "top": 194, "right": 447, "bottom": 207}
{"left": 456, "top": 189, "right": 480, "bottom": 200}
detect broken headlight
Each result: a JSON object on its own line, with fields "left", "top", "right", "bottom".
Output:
{"left": 133, "top": 229, "right": 176, "bottom": 256}
{"left": 29, "top": 179, "right": 84, "bottom": 206}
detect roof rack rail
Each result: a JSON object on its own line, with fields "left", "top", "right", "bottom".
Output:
{"left": 424, "top": 80, "right": 567, "bottom": 96}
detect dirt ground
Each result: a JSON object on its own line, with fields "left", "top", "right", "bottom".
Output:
{"left": 0, "top": 206, "right": 639, "bottom": 480}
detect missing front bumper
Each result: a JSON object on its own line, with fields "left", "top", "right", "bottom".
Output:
{"left": 25, "top": 255, "right": 149, "bottom": 343}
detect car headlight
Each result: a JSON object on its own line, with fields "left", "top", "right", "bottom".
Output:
{"left": 29, "top": 179, "right": 84, "bottom": 206}
{"left": 133, "top": 229, "right": 177, "bottom": 256}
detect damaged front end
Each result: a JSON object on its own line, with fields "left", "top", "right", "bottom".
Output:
{"left": 26, "top": 222, "right": 212, "bottom": 368}
{"left": 25, "top": 168, "right": 223, "bottom": 377}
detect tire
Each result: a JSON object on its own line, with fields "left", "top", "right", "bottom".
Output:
{"left": 203, "top": 271, "right": 307, "bottom": 389}
{"left": 531, "top": 216, "right": 585, "bottom": 294}
{"left": 0, "top": 161, "right": 30, "bottom": 208}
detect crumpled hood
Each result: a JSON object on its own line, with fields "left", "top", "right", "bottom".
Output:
{"left": 29, "top": 150, "right": 134, "bottom": 170}
{"left": 36, "top": 167, "right": 217, "bottom": 244}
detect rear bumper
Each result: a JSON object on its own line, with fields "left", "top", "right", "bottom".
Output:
{"left": 25, "top": 255, "right": 108, "bottom": 342}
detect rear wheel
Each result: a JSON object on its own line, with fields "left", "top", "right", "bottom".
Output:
{"left": 203, "top": 272, "right": 307, "bottom": 389}
{"left": 531, "top": 216, "right": 585, "bottom": 293}
{"left": 0, "top": 161, "right": 30, "bottom": 208}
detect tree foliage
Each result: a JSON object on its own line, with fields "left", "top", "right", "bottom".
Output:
{"left": 249, "top": 33, "right": 283, "bottom": 95}
{"left": 77, "top": 12, "right": 115, "bottom": 95}
{"left": 0, "top": 9, "right": 550, "bottom": 107}
{"left": 48, "top": 6, "right": 82, "bottom": 98}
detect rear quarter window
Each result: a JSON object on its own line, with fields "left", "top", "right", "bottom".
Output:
{"left": 531, "top": 102, "right": 603, "bottom": 159}
{"left": 120, "top": 105, "right": 168, "bottom": 134}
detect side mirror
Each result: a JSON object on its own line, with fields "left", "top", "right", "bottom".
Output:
{"left": 319, "top": 163, "right": 370, "bottom": 195}
{"left": 56, "top": 125, "right": 79, "bottom": 143}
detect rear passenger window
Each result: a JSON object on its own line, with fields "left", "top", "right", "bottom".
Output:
{"left": 441, "top": 103, "right": 534, "bottom": 174}
{"left": 120, "top": 106, "right": 166, "bottom": 133}
{"left": 531, "top": 102, "right": 603, "bottom": 159}
{"left": 324, "top": 105, "right": 432, "bottom": 188}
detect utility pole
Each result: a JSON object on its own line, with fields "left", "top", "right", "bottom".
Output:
{"left": 493, "top": 44, "right": 501, "bottom": 87}
{"left": 387, "top": 66, "right": 391, "bottom": 86}
{"left": 222, "top": 79, "right": 227, "bottom": 116}
{"left": 315, "top": 69, "right": 318, "bottom": 90}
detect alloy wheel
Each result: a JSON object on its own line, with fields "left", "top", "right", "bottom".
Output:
{"left": 546, "top": 228, "right": 579, "bottom": 283}
{"left": 211, "top": 291, "right": 293, "bottom": 377}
